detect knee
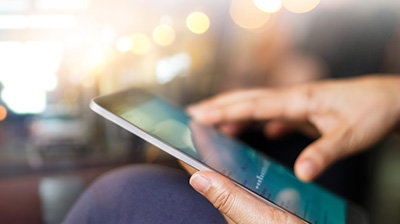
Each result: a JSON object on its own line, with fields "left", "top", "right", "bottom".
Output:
{"left": 92, "top": 164, "right": 187, "bottom": 193}
{"left": 85, "top": 164, "right": 190, "bottom": 205}
{"left": 64, "top": 165, "right": 188, "bottom": 223}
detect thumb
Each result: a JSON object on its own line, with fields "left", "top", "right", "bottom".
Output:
{"left": 294, "top": 127, "right": 354, "bottom": 182}
{"left": 190, "top": 171, "right": 303, "bottom": 224}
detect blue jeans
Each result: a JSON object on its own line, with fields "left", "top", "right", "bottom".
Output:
{"left": 63, "top": 165, "right": 227, "bottom": 224}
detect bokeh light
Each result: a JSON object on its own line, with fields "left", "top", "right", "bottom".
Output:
{"left": 282, "top": 0, "right": 320, "bottom": 13}
{"left": 230, "top": 0, "right": 270, "bottom": 30}
{"left": 156, "top": 53, "right": 191, "bottom": 84}
{"left": 186, "top": 12, "right": 210, "bottom": 35}
{"left": 0, "top": 14, "right": 77, "bottom": 29}
{"left": 2, "top": 87, "right": 47, "bottom": 114}
{"left": 152, "top": 25, "right": 176, "bottom": 47}
{"left": 131, "top": 33, "right": 151, "bottom": 55}
{"left": 0, "top": 106, "right": 7, "bottom": 121}
{"left": 254, "top": 0, "right": 282, "bottom": 13}
{"left": 83, "top": 45, "right": 108, "bottom": 73}
{"left": 0, "top": 41, "right": 62, "bottom": 114}
{"left": 116, "top": 36, "right": 132, "bottom": 53}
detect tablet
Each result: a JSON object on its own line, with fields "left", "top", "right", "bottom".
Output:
{"left": 90, "top": 88, "right": 368, "bottom": 224}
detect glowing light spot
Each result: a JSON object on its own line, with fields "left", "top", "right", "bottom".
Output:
{"left": 156, "top": 53, "right": 191, "bottom": 84}
{"left": 2, "top": 87, "right": 47, "bottom": 114}
{"left": 186, "top": 12, "right": 210, "bottom": 35}
{"left": 35, "top": 0, "right": 90, "bottom": 11}
{"left": 0, "top": 106, "right": 7, "bottom": 121}
{"left": 0, "top": 41, "right": 62, "bottom": 114}
{"left": 153, "top": 25, "right": 175, "bottom": 47}
{"left": 28, "top": 14, "right": 77, "bottom": 28}
{"left": 85, "top": 49, "right": 104, "bottom": 70}
{"left": 0, "top": 15, "right": 26, "bottom": 29}
{"left": 254, "top": 0, "right": 282, "bottom": 13}
{"left": 230, "top": 0, "right": 270, "bottom": 30}
{"left": 116, "top": 36, "right": 132, "bottom": 53}
{"left": 131, "top": 33, "right": 151, "bottom": 55}
{"left": 282, "top": 0, "right": 320, "bottom": 13}
{"left": 0, "top": 14, "right": 77, "bottom": 29}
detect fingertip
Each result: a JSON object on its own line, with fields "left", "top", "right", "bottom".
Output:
{"left": 190, "top": 109, "right": 222, "bottom": 125}
{"left": 186, "top": 105, "right": 203, "bottom": 117}
{"left": 190, "top": 172, "right": 211, "bottom": 195}
{"left": 294, "top": 159, "right": 318, "bottom": 182}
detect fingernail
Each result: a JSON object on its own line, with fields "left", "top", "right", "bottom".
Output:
{"left": 298, "top": 160, "right": 317, "bottom": 180}
{"left": 190, "top": 173, "right": 211, "bottom": 195}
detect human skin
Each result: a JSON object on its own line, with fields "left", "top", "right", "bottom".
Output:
{"left": 185, "top": 75, "right": 400, "bottom": 224}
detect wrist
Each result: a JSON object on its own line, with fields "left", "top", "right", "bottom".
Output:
{"left": 393, "top": 76, "right": 400, "bottom": 132}
{"left": 376, "top": 75, "right": 400, "bottom": 133}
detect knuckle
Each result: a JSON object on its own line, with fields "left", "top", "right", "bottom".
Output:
{"left": 213, "top": 187, "right": 236, "bottom": 215}
{"left": 338, "top": 127, "right": 354, "bottom": 153}
{"left": 285, "top": 87, "right": 313, "bottom": 120}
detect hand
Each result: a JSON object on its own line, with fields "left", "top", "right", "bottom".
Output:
{"left": 190, "top": 171, "right": 304, "bottom": 224}
{"left": 188, "top": 75, "right": 400, "bottom": 182}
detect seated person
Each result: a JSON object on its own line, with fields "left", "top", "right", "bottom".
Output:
{"left": 64, "top": 75, "right": 400, "bottom": 224}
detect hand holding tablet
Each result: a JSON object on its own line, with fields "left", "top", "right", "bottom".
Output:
{"left": 88, "top": 74, "right": 400, "bottom": 224}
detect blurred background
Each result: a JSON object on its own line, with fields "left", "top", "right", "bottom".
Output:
{"left": 0, "top": 0, "right": 399, "bottom": 223}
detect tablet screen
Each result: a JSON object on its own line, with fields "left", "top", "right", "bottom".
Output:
{"left": 117, "top": 96, "right": 346, "bottom": 224}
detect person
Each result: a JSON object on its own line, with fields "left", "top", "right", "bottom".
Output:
{"left": 64, "top": 75, "right": 400, "bottom": 224}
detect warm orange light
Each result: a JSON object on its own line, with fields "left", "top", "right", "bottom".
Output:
{"left": 153, "top": 25, "right": 175, "bottom": 47}
{"left": 186, "top": 12, "right": 210, "bottom": 35}
{"left": 230, "top": 0, "right": 270, "bottom": 30}
{"left": 0, "top": 105, "right": 7, "bottom": 121}
{"left": 254, "top": 0, "right": 282, "bottom": 13}
{"left": 282, "top": 0, "right": 320, "bottom": 13}
{"left": 131, "top": 33, "right": 151, "bottom": 55}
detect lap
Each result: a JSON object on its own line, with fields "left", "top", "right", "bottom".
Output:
{"left": 63, "top": 165, "right": 226, "bottom": 224}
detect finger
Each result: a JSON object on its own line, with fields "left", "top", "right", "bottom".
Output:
{"left": 190, "top": 171, "right": 304, "bottom": 224}
{"left": 218, "top": 121, "right": 250, "bottom": 137}
{"left": 188, "top": 87, "right": 311, "bottom": 125}
{"left": 294, "top": 127, "right": 353, "bottom": 182}
{"left": 263, "top": 120, "right": 295, "bottom": 140}
{"left": 264, "top": 120, "right": 320, "bottom": 140}
{"left": 187, "top": 90, "right": 269, "bottom": 125}
{"left": 188, "top": 89, "right": 268, "bottom": 112}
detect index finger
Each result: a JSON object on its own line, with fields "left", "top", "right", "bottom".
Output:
{"left": 188, "top": 87, "right": 311, "bottom": 125}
